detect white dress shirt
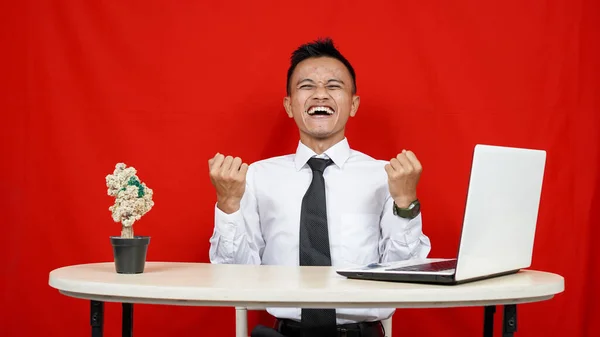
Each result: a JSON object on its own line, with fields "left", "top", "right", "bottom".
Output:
{"left": 209, "top": 138, "right": 431, "bottom": 324}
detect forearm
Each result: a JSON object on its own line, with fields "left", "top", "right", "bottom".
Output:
{"left": 379, "top": 214, "right": 431, "bottom": 262}
{"left": 379, "top": 198, "right": 431, "bottom": 262}
{"left": 208, "top": 200, "right": 262, "bottom": 265}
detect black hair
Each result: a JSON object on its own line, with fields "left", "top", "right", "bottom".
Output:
{"left": 286, "top": 37, "right": 357, "bottom": 95}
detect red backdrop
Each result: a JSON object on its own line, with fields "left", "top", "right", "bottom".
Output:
{"left": 2, "top": 1, "right": 599, "bottom": 336}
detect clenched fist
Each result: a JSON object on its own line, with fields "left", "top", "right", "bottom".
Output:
{"left": 208, "top": 153, "right": 249, "bottom": 214}
{"left": 384, "top": 149, "right": 423, "bottom": 208}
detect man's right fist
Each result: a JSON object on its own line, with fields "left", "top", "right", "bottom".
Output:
{"left": 208, "top": 153, "right": 249, "bottom": 214}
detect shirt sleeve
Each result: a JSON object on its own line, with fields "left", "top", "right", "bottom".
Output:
{"left": 208, "top": 165, "right": 264, "bottom": 265}
{"left": 378, "top": 195, "right": 431, "bottom": 262}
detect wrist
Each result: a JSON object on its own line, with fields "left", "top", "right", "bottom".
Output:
{"left": 393, "top": 195, "right": 417, "bottom": 208}
{"left": 217, "top": 197, "right": 241, "bottom": 214}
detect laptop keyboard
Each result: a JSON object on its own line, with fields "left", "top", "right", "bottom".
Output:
{"left": 386, "top": 259, "right": 457, "bottom": 272}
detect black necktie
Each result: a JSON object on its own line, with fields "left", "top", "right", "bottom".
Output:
{"left": 299, "top": 157, "right": 337, "bottom": 335}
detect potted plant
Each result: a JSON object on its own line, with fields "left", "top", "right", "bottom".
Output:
{"left": 105, "top": 163, "right": 154, "bottom": 274}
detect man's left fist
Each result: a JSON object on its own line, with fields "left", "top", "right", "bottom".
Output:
{"left": 384, "top": 149, "right": 423, "bottom": 208}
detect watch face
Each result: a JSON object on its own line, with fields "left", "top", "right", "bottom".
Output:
{"left": 410, "top": 203, "right": 420, "bottom": 217}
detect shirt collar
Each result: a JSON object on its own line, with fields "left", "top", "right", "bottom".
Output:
{"left": 294, "top": 138, "right": 351, "bottom": 171}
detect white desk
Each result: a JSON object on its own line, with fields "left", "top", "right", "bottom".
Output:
{"left": 48, "top": 262, "right": 564, "bottom": 337}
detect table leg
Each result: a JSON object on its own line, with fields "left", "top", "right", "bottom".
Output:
{"left": 90, "top": 300, "right": 104, "bottom": 337}
{"left": 502, "top": 304, "right": 517, "bottom": 337}
{"left": 122, "top": 303, "right": 133, "bottom": 337}
{"left": 483, "top": 305, "right": 495, "bottom": 337}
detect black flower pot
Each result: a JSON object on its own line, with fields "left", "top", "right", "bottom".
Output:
{"left": 110, "top": 236, "right": 151, "bottom": 274}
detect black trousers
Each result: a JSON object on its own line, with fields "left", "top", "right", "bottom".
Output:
{"left": 251, "top": 320, "right": 385, "bottom": 337}
{"left": 275, "top": 319, "right": 384, "bottom": 337}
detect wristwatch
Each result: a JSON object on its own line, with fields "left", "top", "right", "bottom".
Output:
{"left": 393, "top": 199, "right": 421, "bottom": 219}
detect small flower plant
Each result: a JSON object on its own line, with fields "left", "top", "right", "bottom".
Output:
{"left": 105, "top": 163, "right": 154, "bottom": 239}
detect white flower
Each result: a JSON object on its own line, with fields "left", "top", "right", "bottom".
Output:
{"left": 106, "top": 163, "right": 154, "bottom": 228}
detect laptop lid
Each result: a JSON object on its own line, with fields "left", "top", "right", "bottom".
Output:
{"left": 454, "top": 144, "right": 546, "bottom": 282}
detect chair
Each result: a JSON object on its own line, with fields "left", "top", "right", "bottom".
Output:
{"left": 235, "top": 307, "right": 392, "bottom": 337}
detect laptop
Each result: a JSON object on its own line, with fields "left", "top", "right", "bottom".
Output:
{"left": 336, "top": 144, "right": 547, "bottom": 285}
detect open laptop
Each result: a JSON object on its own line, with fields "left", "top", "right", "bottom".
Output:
{"left": 337, "top": 144, "right": 547, "bottom": 285}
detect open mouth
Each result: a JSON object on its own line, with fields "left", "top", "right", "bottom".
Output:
{"left": 306, "top": 106, "right": 335, "bottom": 116}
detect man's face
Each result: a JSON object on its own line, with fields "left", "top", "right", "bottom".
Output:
{"left": 284, "top": 56, "right": 360, "bottom": 142}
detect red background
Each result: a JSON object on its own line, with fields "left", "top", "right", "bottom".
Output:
{"left": 2, "top": 1, "right": 599, "bottom": 336}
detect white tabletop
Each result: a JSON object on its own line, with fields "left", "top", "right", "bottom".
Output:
{"left": 48, "top": 262, "right": 564, "bottom": 309}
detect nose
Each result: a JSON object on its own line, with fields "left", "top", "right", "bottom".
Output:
{"left": 312, "top": 84, "right": 330, "bottom": 99}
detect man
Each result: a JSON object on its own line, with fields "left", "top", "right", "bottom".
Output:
{"left": 208, "top": 38, "right": 431, "bottom": 337}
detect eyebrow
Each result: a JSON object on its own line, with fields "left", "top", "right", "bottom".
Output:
{"left": 296, "top": 78, "right": 345, "bottom": 86}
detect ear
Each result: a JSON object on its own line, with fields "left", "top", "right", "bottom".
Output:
{"left": 283, "top": 96, "right": 293, "bottom": 118}
{"left": 350, "top": 95, "right": 360, "bottom": 117}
